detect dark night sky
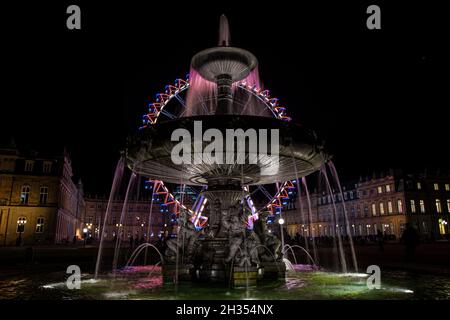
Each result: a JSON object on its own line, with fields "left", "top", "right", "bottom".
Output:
{"left": 1, "top": 1, "right": 449, "bottom": 194}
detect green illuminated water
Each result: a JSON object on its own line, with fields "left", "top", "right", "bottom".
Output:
{"left": 1, "top": 267, "right": 449, "bottom": 300}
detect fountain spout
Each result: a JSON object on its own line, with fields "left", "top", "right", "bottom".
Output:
{"left": 218, "top": 14, "right": 230, "bottom": 46}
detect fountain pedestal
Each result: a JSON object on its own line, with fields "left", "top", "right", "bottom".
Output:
{"left": 259, "top": 261, "right": 286, "bottom": 280}
{"left": 232, "top": 266, "right": 258, "bottom": 287}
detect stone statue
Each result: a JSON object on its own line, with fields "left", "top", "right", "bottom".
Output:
{"left": 253, "top": 211, "right": 282, "bottom": 262}
{"left": 206, "top": 198, "right": 222, "bottom": 238}
{"left": 223, "top": 203, "right": 247, "bottom": 264}
{"left": 165, "top": 210, "right": 199, "bottom": 266}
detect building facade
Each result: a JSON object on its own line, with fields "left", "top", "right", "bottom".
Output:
{"left": 83, "top": 183, "right": 199, "bottom": 243}
{"left": 285, "top": 170, "right": 450, "bottom": 240}
{"left": 0, "top": 143, "right": 85, "bottom": 246}
{"left": 83, "top": 195, "right": 167, "bottom": 243}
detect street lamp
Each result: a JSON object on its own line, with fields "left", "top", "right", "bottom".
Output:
{"left": 278, "top": 216, "right": 285, "bottom": 259}
{"left": 83, "top": 227, "right": 88, "bottom": 247}
{"left": 17, "top": 217, "right": 27, "bottom": 246}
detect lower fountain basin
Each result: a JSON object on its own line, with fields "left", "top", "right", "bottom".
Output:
{"left": 126, "top": 115, "right": 328, "bottom": 185}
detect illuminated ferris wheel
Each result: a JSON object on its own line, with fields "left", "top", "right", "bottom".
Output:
{"left": 137, "top": 74, "right": 306, "bottom": 231}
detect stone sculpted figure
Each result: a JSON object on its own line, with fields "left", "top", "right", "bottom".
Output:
{"left": 223, "top": 203, "right": 247, "bottom": 264}
{"left": 253, "top": 211, "right": 282, "bottom": 261}
{"left": 165, "top": 210, "right": 199, "bottom": 265}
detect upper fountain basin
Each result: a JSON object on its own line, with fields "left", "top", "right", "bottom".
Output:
{"left": 191, "top": 47, "right": 258, "bottom": 82}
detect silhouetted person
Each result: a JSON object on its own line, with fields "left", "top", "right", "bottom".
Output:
{"left": 401, "top": 224, "right": 420, "bottom": 262}
{"left": 25, "top": 246, "right": 34, "bottom": 264}
{"left": 72, "top": 235, "right": 77, "bottom": 245}
{"left": 377, "top": 230, "right": 384, "bottom": 251}
{"left": 129, "top": 235, "right": 134, "bottom": 248}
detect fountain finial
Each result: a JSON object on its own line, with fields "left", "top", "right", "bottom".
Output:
{"left": 218, "top": 14, "right": 230, "bottom": 46}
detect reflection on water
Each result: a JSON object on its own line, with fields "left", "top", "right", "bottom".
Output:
{"left": 1, "top": 266, "right": 450, "bottom": 300}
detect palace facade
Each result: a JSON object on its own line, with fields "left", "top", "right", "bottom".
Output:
{"left": 0, "top": 141, "right": 85, "bottom": 245}
{"left": 284, "top": 170, "right": 450, "bottom": 240}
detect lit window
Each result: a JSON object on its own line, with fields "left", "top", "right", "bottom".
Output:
{"left": 43, "top": 161, "right": 52, "bottom": 173}
{"left": 447, "top": 200, "right": 450, "bottom": 213}
{"left": 377, "top": 186, "right": 383, "bottom": 194}
{"left": 371, "top": 203, "right": 377, "bottom": 216}
{"left": 379, "top": 202, "right": 385, "bottom": 215}
{"left": 39, "top": 186, "right": 48, "bottom": 204}
{"left": 388, "top": 201, "right": 393, "bottom": 214}
{"left": 439, "top": 219, "right": 448, "bottom": 235}
{"left": 36, "top": 217, "right": 44, "bottom": 233}
{"left": 434, "top": 183, "right": 439, "bottom": 191}
{"left": 20, "top": 185, "right": 30, "bottom": 204}
{"left": 419, "top": 200, "right": 425, "bottom": 213}
{"left": 386, "top": 184, "right": 391, "bottom": 192}
{"left": 410, "top": 200, "right": 416, "bottom": 213}
{"left": 17, "top": 216, "right": 27, "bottom": 233}
{"left": 24, "top": 160, "right": 34, "bottom": 172}
{"left": 397, "top": 200, "right": 403, "bottom": 213}
{"left": 417, "top": 182, "right": 422, "bottom": 190}
{"left": 436, "top": 199, "right": 442, "bottom": 213}
{"left": 445, "top": 184, "right": 450, "bottom": 191}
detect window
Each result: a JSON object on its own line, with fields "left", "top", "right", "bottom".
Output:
{"left": 417, "top": 182, "right": 422, "bottom": 190}
{"left": 20, "top": 185, "right": 30, "bottom": 204}
{"left": 436, "top": 199, "right": 442, "bottom": 213}
{"left": 386, "top": 184, "right": 391, "bottom": 192}
{"left": 419, "top": 200, "right": 425, "bottom": 213}
{"left": 410, "top": 200, "right": 416, "bottom": 213}
{"left": 447, "top": 200, "right": 450, "bottom": 213}
{"left": 36, "top": 217, "right": 44, "bottom": 233}
{"left": 377, "top": 186, "right": 383, "bottom": 194}
{"left": 17, "top": 216, "right": 27, "bottom": 233}
{"left": 445, "top": 184, "right": 450, "bottom": 191}
{"left": 39, "top": 186, "right": 48, "bottom": 204}
{"left": 379, "top": 202, "right": 385, "bottom": 215}
{"left": 397, "top": 200, "right": 403, "bottom": 213}
{"left": 349, "top": 191, "right": 354, "bottom": 199}
{"left": 434, "top": 183, "right": 439, "bottom": 191}
{"left": 24, "top": 160, "right": 34, "bottom": 172}
{"left": 364, "top": 205, "right": 369, "bottom": 217}
{"left": 371, "top": 203, "right": 377, "bottom": 216}
{"left": 439, "top": 219, "right": 447, "bottom": 235}
{"left": 43, "top": 161, "right": 52, "bottom": 173}
{"left": 388, "top": 201, "right": 393, "bottom": 214}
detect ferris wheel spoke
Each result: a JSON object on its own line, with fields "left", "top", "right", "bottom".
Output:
{"left": 257, "top": 185, "right": 274, "bottom": 201}
{"left": 160, "top": 109, "right": 176, "bottom": 119}
{"left": 174, "top": 92, "right": 187, "bottom": 108}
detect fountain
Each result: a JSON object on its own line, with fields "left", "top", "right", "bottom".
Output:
{"left": 123, "top": 15, "right": 328, "bottom": 286}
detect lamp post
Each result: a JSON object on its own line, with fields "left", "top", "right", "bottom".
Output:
{"left": 17, "top": 218, "right": 27, "bottom": 246}
{"left": 278, "top": 217, "right": 285, "bottom": 259}
{"left": 83, "top": 227, "right": 88, "bottom": 247}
